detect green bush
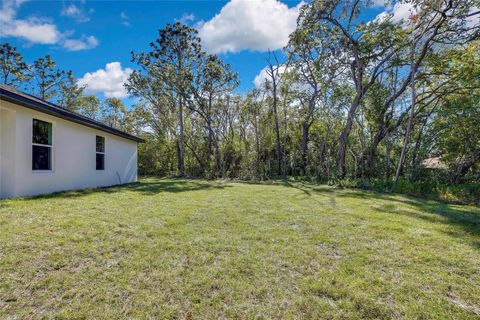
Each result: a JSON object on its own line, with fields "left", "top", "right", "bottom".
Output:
{"left": 333, "top": 178, "right": 479, "bottom": 204}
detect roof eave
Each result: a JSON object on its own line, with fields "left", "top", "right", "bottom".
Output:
{"left": 0, "top": 88, "right": 144, "bottom": 143}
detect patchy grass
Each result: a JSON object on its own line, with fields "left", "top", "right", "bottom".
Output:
{"left": 1, "top": 178, "right": 479, "bottom": 319}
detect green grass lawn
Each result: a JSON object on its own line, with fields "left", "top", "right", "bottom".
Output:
{"left": 1, "top": 178, "right": 479, "bottom": 319}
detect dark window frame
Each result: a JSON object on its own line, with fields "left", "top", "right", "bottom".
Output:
{"left": 32, "top": 118, "right": 53, "bottom": 171}
{"left": 96, "top": 136, "right": 105, "bottom": 170}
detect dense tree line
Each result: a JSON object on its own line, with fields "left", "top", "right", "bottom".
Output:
{"left": 2, "top": 0, "right": 479, "bottom": 193}
{"left": 126, "top": 0, "right": 479, "bottom": 189}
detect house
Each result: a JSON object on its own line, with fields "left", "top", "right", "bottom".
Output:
{"left": 421, "top": 156, "right": 447, "bottom": 170}
{"left": 0, "top": 85, "right": 143, "bottom": 198}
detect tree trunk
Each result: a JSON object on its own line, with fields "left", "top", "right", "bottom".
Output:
{"left": 206, "top": 94, "right": 214, "bottom": 160}
{"left": 319, "top": 140, "right": 326, "bottom": 178}
{"left": 300, "top": 97, "right": 316, "bottom": 175}
{"left": 207, "top": 119, "right": 217, "bottom": 176}
{"left": 266, "top": 57, "right": 282, "bottom": 178}
{"left": 452, "top": 152, "right": 480, "bottom": 183}
{"left": 40, "top": 80, "right": 46, "bottom": 100}
{"left": 177, "top": 96, "right": 186, "bottom": 176}
{"left": 282, "top": 100, "right": 288, "bottom": 179}
{"left": 410, "top": 129, "right": 423, "bottom": 177}
{"left": 411, "top": 112, "right": 432, "bottom": 174}
{"left": 214, "top": 140, "right": 221, "bottom": 177}
{"left": 254, "top": 115, "right": 260, "bottom": 179}
{"left": 301, "top": 121, "right": 309, "bottom": 175}
{"left": 272, "top": 82, "right": 282, "bottom": 177}
{"left": 207, "top": 123, "right": 214, "bottom": 158}
{"left": 385, "top": 133, "right": 392, "bottom": 182}
{"left": 392, "top": 46, "right": 417, "bottom": 191}
{"left": 337, "top": 92, "right": 362, "bottom": 178}
{"left": 366, "top": 127, "right": 387, "bottom": 177}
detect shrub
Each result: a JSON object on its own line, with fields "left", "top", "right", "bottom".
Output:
{"left": 332, "top": 178, "right": 479, "bottom": 204}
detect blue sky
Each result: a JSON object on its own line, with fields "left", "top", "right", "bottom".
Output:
{"left": 1, "top": 0, "right": 392, "bottom": 106}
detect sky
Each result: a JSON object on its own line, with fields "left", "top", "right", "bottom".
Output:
{"left": 0, "top": 0, "right": 406, "bottom": 107}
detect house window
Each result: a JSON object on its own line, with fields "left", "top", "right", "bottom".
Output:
{"left": 96, "top": 136, "right": 105, "bottom": 170}
{"left": 32, "top": 119, "right": 52, "bottom": 170}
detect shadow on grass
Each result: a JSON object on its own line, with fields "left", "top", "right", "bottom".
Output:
{"left": 283, "top": 181, "right": 312, "bottom": 196}
{"left": 13, "top": 178, "right": 231, "bottom": 201}
{"left": 236, "top": 179, "right": 335, "bottom": 196}
{"left": 337, "top": 191, "right": 480, "bottom": 241}
{"left": 126, "top": 179, "right": 230, "bottom": 195}
{"left": 0, "top": 178, "right": 335, "bottom": 203}
{"left": 3, "top": 178, "right": 478, "bottom": 245}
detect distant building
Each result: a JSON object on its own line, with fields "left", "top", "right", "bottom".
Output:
{"left": 421, "top": 157, "right": 447, "bottom": 169}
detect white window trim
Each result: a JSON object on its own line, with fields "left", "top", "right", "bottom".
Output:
{"left": 32, "top": 119, "right": 54, "bottom": 172}
{"left": 96, "top": 136, "right": 105, "bottom": 171}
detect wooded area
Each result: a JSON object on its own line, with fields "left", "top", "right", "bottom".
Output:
{"left": 1, "top": 0, "right": 479, "bottom": 199}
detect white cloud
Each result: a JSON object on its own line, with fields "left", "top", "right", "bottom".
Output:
{"left": 254, "top": 63, "right": 317, "bottom": 95}
{"left": 253, "top": 65, "right": 288, "bottom": 88}
{"left": 376, "top": 2, "right": 415, "bottom": 25}
{"left": 0, "top": 0, "right": 22, "bottom": 22}
{"left": 0, "top": 0, "right": 98, "bottom": 50}
{"left": 63, "top": 35, "right": 99, "bottom": 51}
{"left": 389, "top": 2, "right": 415, "bottom": 23}
{"left": 0, "top": 0, "right": 61, "bottom": 44}
{"left": 120, "top": 11, "right": 130, "bottom": 27}
{"left": 175, "top": 13, "right": 195, "bottom": 24}
{"left": 2, "top": 19, "right": 61, "bottom": 44}
{"left": 376, "top": 2, "right": 479, "bottom": 29}
{"left": 370, "top": 0, "right": 390, "bottom": 8}
{"left": 78, "top": 62, "right": 133, "bottom": 98}
{"left": 198, "top": 0, "right": 303, "bottom": 54}
{"left": 61, "top": 4, "right": 90, "bottom": 23}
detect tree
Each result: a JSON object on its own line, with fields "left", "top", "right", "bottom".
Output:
{"left": 434, "top": 96, "right": 480, "bottom": 183}
{"left": 427, "top": 41, "right": 480, "bottom": 183}
{"left": 286, "top": 17, "right": 337, "bottom": 175}
{"left": 77, "top": 95, "right": 101, "bottom": 119}
{"left": 264, "top": 51, "right": 283, "bottom": 177}
{"left": 393, "top": 43, "right": 418, "bottom": 190}
{"left": 242, "top": 89, "right": 266, "bottom": 179}
{"left": 58, "top": 71, "right": 85, "bottom": 112}
{"left": 128, "top": 22, "right": 204, "bottom": 176}
{"left": 31, "top": 55, "right": 65, "bottom": 101}
{"left": 189, "top": 54, "right": 239, "bottom": 175}
{"left": 365, "top": 0, "right": 479, "bottom": 179}
{"left": 299, "top": 0, "right": 477, "bottom": 178}
{"left": 300, "top": 0, "right": 407, "bottom": 178}
{"left": 0, "top": 43, "right": 30, "bottom": 87}
{"left": 101, "top": 98, "right": 133, "bottom": 132}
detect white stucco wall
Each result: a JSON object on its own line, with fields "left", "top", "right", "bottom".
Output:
{"left": 0, "top": 100, "right": 138, "bottom": 198}
{"left": 0, "top": 106, "right": 16, "bottom": 198}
